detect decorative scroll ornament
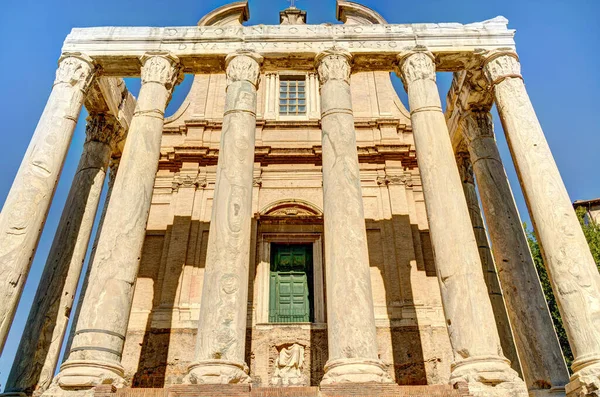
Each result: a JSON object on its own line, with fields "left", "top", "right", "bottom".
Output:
{"left": 396, "top": 48, "right": 436, "bottom": 87}
{"left": 376, "top": 174, "right": 413, "bottom": 187}
{"left": 85, "top": 113, "right": 122, "bottom": 147}
{"left": 461, "top": 110, "right": 495, "bottom": 144}
{"left": 315, "top": 48, "right": 352, "bottom": 85}
{"left": 482, "top": 51, "right": 522, "bottom": 87}
{"left": 140, "top": 52, "right": 182, "bottom": 89}
{"left": 54, "top": 53, "right": 96, "bottom": 91}
{"left": 225, "top": 51, "right": 263, "bottom": 87}
{"left": 171, "top": 174, "right": 207, "bottom": 192}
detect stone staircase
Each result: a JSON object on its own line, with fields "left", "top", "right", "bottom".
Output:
{"left": 97, "top": 383, "right": 471, "bottom": 397}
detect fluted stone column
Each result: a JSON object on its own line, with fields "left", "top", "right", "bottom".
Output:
{"left": 5, "top": 114, "right": 124, "bottom": 396}
{"left": 455, "top": 153, "right": 522, "bottom": 378}
{"left": 460, "top": 109, "right": 570, "bottom": 396}
{"left": 483, "top": 51, "right": 600, "bottom": 397}
{"left": 396, "top": 49, "right": 527, "bottom": 397}
{"left": 316, "top": 48, "right": 390, "bottom": 385}
{"left": 0, "top": 53, "right": 96, "bottom": 352}
{"left": 185, "top": 50, "right": 262, "bottom": 384}
{"left": 51, "top": 52, "right": 181, "bottom": 391}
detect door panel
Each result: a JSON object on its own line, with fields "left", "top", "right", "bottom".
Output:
{"left": 269, "top": 244, "right": 313, "bottom": 323}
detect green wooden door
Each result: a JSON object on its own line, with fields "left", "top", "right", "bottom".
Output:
{"left": 269, "top": 244, "right": 313, "bottom": 323}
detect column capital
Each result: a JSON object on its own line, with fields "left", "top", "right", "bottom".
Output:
{"left": 315, "top": 47, "right": 353, "bottom": 85}
{"left": 225, "top": 50, "right": 264, "bottom": 88}
{"left": 455, "top": 152, "right": 475, "bottom": 184}
{"left": 85, "top": 113, "right": 124, "bottom": 150}
{"left": 480, "top": 50, "right": 522, "bottom": 88}
{"left": 395, "top": 47, "right": 436, "bottom": 88}
{"left": 460, "top": 109, "right": 495, "bottom": 145}
{"left": 55, "top": 52, "right": 97, "bottom": 92}
{"left": 140, "top": 51, "right": 183, "bottom": 89}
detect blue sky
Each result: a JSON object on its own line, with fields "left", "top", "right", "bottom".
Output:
{"left": 0, "top": 0, "right": 599, "bottom": 389}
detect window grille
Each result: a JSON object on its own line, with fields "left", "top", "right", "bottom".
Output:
{"left": 279, "top": 77, "right": 307, "bottom": 116}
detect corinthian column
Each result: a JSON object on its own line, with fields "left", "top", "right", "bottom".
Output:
{"left": 483, "top": 51, "right": 600, "bottom": 397}
{"left": 396, "top": 48, "right": 527, "bottom": 397}
{"left": 185, "top": 50, "right": 262, "bottom": 384}
{"left": 5, "top": 113, "right": 124, "bottom": 397}
{"left": 460, "top": 109, "right": 569, "bottom": 396}
{"left": 455, "top": 153, "right": 522, "bottom": 378}
{"left": 0, "top": 53, "right": 96, "bottom": 352}
{"left": 316, "top": 48, "right": 390, "bottom": 385}
{"left": 50, "top": 52, "right": 181, "bottom": 392}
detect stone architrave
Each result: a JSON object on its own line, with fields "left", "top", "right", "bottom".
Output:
{"left": 4, "top": 113, "right": 124, "bottom": 397}
{"left": 396, "top": 48, "right": 527, "bottom": 397}
{"left": 0, "top": 53, "right": 96, "bottom": 353}
{"left": 316, "top": 48, "right": 390, "bottom": 385}
{"left": 455, "top": 153, "right": 522, "bottom": 378}
{"left": 460, "top": 109, "right": 570, "bottom": 396}
{"left": 185, "top": 50, "right": 263, "bottom": 385}
{"left": 482, "top": 51, "right": 600, "bottom": 397}
{"left": 50, "top": 52, "right": 182, "bottom": 391}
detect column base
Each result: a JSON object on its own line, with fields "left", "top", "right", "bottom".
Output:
{"left": 44, "top": 359, "right": 126, "bottom": 393}
{"left": 320, "top": 358, "right": 392, "bottom": 385}
{"left": 184, "top": 359, "right": 250, "bottom": 384}
{"left": 450, "top": 356, "right": 528, "bottom": 397}
{"left": 566, "top": 357, "right": 600, "bottom": 397}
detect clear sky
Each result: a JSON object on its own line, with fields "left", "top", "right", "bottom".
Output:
{"left": 0, "top": 0, "right": 599, "bottom": 389}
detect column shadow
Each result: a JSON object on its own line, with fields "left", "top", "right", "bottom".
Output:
{"left": 132, "top": 218, "right": 209, "bottom": 387}
{"left": 367, "top": 215, "right": 439, "bottom": 385}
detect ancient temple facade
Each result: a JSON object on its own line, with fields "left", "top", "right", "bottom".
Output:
{"left": 2, "top": 2, "right": 600, "bottom": 397}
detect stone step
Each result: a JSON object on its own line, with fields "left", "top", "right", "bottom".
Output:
{"left": 319, "top": 382, "right": 471, "bottom": 397}
{"left": 99, "top": 383, "right": 471, "bottom": 397}
{"left": 251, "top": 386, "right": 319, "bottom": 397}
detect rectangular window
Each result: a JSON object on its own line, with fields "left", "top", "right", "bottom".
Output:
{"left": 279, "top": 76, "right": 307, "bottom": 116}
{"left": 269, "top": 243, "right": 313, "bottom": 323}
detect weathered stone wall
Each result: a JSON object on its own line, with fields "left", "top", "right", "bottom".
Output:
{"left": 121, "top": 70, "right": 452, "bottom": 388}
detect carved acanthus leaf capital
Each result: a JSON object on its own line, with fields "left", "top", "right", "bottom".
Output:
{"left": 460, "top": 110, "right": 495, "bottom": 144}
{"left": 85, "top": 113, "right": 123, "bottom": 148}
{"left": 225, "top": 50, "right": 263, "bottom": 87}
{"left": 315, "top": 48, "right": 353, "bottom": 85}
{"left": 481, "top": 50, "right": 522, "bottom": 87}
{"left": 55, "top": 53, "right": 96, "bottom": 92}
{"left": 140, "top": 52, "right": 183, "bottom": 90}
{"left": 396, "top": 48, "right": 436, "bottom": 88}
{"left": 456, "top": 153, "right": 475, "bottom": 185}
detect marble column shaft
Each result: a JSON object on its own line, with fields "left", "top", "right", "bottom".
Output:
{"left": 55, "top": 52, "right": 181, "bottom": 389}
{"left": 316, "top": 48, "right": 390, "bottom": 384}
{"left": 483, "top": 52, "right": 600, "bottom": 396}
{"left": 455, "top": 154, "right": 522, "bottom": 377}
{"left": 186, "top": 50, "right": 262, "bottom": 384}
{"left": 397, "top": 49, "right": 526, "bottom": 397}
{"left": 0, "top": 53, "right": 96, "bottom": 352}
{"left": 5, "top": 114, "right": 123, "bottom": 396}
{"left": 461, "top": 109, "right": 570, "bottom": 395}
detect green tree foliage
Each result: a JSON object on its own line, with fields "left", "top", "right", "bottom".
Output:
{"left": 524, "top": 208, "right": 600, "bottom": 372}
{"left": 575, "top": 206, "right": 600, "bottom": 266}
